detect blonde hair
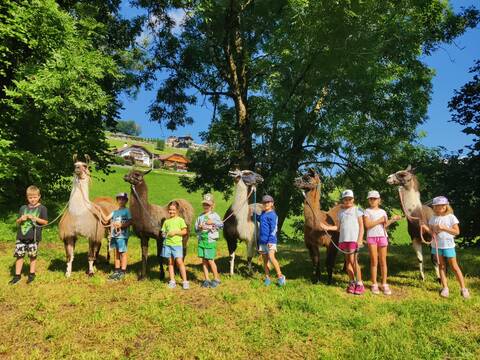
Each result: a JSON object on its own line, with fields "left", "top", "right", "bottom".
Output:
{"left": 26, "top": 185, "right": 41, "bottom": 196}
{"left": 433, "top": 204, "right": 454, "bottom": 215}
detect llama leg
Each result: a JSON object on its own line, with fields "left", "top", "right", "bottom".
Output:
{"left": 156, "top": 236, "right": 165, "bottom": 280}
{"left": 246, "top": 238, "right": 256, "bottom": 274}
{"left": 87, "top": 240, "right": 98, "bottom": 276}
{"left": 326, "top": 242, "right": 338, "bottom": 285}
{"left": 226, "top": 236, "right": 238, "bottom": 276}
{"left": 182, "top": 233, "right": 188, "bottom": 260}
{"left": 64, "top": 237, "right": 75, "bottom": 278}
{"left": 230, "top": 252, "right": 236, "bottom": 276}
{"left": 139, "top": 236, "right": 148, "bottom": 280}
{"left": 412, "top": 239, "right": 424, "bottom": 281}
{"left": 307, "top": 243, "right": 320, "bottom": 284}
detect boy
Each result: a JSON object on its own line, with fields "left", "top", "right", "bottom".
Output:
{"left": 106, "top": 193, "right": 132, "bottom": 281}
{"left": 10, "top": 186, "right": 48, "bottom": 285}
{"left": 195, "top": 193, "right": 223, "bottom": 288}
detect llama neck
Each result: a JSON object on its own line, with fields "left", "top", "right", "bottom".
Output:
{"left": 69, "top": 177, "right": 90, "bottom": 215}
{"left": 131, "top": 181, "right": 148, "bottom": 211}
{"left": 232, "top": 180, "right": 249, "bottom": 217}
{"left": 399, "top": 186, "right": 422, "bottom": 217}
{"left": 304, "top": 186, "right": 321, "bottom": 217}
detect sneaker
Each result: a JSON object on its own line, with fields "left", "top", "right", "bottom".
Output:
{"left": 167, "top": 280, "right": 176, "bottom": 289}
{"left": 440, "top": 287, "right": 449, "bottom": 298}
{"left": 182, "top": 281, "right": 190, "bottom": 290}
{"left": 381, "top": 284, "right": 392, "bottom": 296}
{"left": 371, "top": 284, "right": 380, "bottom": 295}
{"left": 346, "top": 281, "right": 356, "bottom": 294}
{"left": 460, "top": 288, "right": 470, "bottom": 299}
{"left": 277, "top": 275, "right": 286, "bottom": 287}
{"left": 201, "top": 280, "right": 211, "bottom": 288}
{"left": 210, "top": 279, "right": 221, "bottom": 288}
{"left": 264, "top": 277, "right": 271, "bottom": 286}
{"left": 108, "top": 269, "right": 120, "bottom": 280}
{"left": 27, "top": 273, "right": 36, "bottom": 284}
{"left": 354, "top": 283, "right": 365, "bottom": 295}
{"left": 9, "top": 275, "right": 21, "bottom": 285}
{"left": 115, "top": 271, "right": 125, "bottom": 281}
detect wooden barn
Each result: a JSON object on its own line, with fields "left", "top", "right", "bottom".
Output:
{"left": 158, "top": 153, "right": 190, "bottom": 171}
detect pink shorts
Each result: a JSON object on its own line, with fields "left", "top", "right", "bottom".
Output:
{"left": 367, "top": 236, "right": 388, "bottom": 247}
{"left": 338, "top": 242, "right": 358, "bottom": 252}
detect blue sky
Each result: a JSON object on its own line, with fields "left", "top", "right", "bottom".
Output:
{"left": 118, "top": 1, "right": 479, "bottom": 152}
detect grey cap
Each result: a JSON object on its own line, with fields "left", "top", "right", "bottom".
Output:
{"left": 262, "top": 195, "right": 274, "bottom": 203}
{"left": 116, "top": 192, "right": 128, "bottom": 199}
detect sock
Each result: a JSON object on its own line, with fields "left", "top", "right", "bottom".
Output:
{"left": 14, "top": 274, "right": 21, "bottom": 278}
{"left": 356, "top": 281, "right": 363, "bottom": 286}
{"left": 121, "top": 269, "right": 126, "bottom": 274}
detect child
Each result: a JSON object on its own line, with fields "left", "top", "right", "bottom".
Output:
{"left": 320, "top": 190, "right": 364, "bottom": 295}
{"left": 10, "top": 186, "right": 48, "bottom": 285}
{"left": 106, "top": 193, "right": 132, "bottom": 281}
{"left": 162, "top": 201, "right": 189, "bottom": 289}
{"left": 421, "top": 196, "right": 470, "bottom": 298}
{"left": 257, "top": 195, "right": 286, "bottom": 286}
{"left": 195, "top": 193, "right": 223, "bottom": 288}
{"left": 363, "top": 190, "right": 401, "bottom": 295}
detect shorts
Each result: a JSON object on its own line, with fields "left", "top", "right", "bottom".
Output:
{"left": 431, "top": 247, "right": 456, "bottom": 258}
{"left": 367, "top": 236, "right": 388, "bottom": 247}
{"left": 198, "top": 245, "right": 217, "bottom": 260}
{"left": 258, "top": 243, "right": 277, "bottom": 254}
{"left": 338, "top": 242, "right": 358, "bottom": 252}
{"left": 110, "top": 237, "right": 128, "bottom": 253}
{"left": 162, "top": 245, "right": 183, "bottom": 259}
{"left": 14, "top": 240, "right": 38, "bottom": 258}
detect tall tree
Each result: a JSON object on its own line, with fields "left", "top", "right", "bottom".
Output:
{"left": 116, "top": 120, "right": 142, "bottom": 136}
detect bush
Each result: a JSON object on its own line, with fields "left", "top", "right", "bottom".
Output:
{"left": 153, "top": 159, "right": 161, "bottom": 168}
{"left": 156, "top": 139, "right": 165, "bottom": 151}
{"left": 113, "top": 156, "right": 126, "bottom": 165}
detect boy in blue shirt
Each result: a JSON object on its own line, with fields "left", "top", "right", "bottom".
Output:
{"left": 257, "top": 195, "right": 286, "bottom": 286}
{"left": 106, "top": 193, "right": 132, "bottom": 281}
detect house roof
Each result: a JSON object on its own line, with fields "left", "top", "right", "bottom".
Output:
{"left": 158, "top": 153, "right": 190, "bottom": 163}
{"left": 114, "top": 144, "right": 154, "bottom": 157}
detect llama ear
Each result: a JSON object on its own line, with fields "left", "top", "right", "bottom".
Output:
{"left": 405, "top": 164, "right": 412, "bottom": 172}
{"left": 73, "top": 153, "right": 78, "bottom": 163}
{"left": 84, "top": 154, "right": 91, "bottom": 165}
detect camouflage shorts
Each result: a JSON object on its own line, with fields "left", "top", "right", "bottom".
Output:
{"left": 13, "top": 241, "right": 38, "bottom": 258}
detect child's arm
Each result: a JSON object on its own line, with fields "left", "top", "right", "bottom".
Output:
{"left": 363, "top": 215, "right": 385, "bottom": 229}
{"left": 211, "top": 213, "right": 224, "bottom": 229}
{"left": 385, "top": 214, "right": 401, "bottom": 228}
{"left": 168, "top": 227, "right": 187, "bottom": 237}
{"left": 319, "top": 222, "right": 338, "bottom": 231}
{"left": 434, "top": 223, "right": 460, "bottom": 236}
{"left": 357, "top": 215, "right": 364, "bottom": 245}
{"left": 16, "top": 214, "right": 27, "bottom": 224}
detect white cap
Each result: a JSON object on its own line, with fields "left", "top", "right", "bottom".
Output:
{"left": 341, "top": 189, "right": 354, "bottom": 199}
{"left": 432, "top": 196, "right": 449, "bottom": 206}
{"left": 367, "top": 190, "right": 380, "bottom": 199}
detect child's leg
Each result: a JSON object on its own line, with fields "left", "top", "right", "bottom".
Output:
{"left": 29, "top": 257, "right": 37, "bottom": 274}
{"left": 368, "top": 244, "right": 378, "bottom": 284}
{"left": 202, "top": 258, "right": 210, "bottom": 280}
{"left": 268, "top": 251, "right": 283, "bottom": 278}
{"left": 262, "top": 254, "right": 270, "bottom": 277}
{"left": 175, "top": 257, "right": 188, "bottom": 282}
{"left": 114, "top": 249, "right": 121, "bottom": 270}
{"left": 355, "top": 253, "right": 363, "bottom": 283}
{"left": 208, "top": 259, "right": 220, "bottom": 281}
{"left": 378, "top": 246, "right": 388, "bottom": 285}
{"left": 120, "top": 252, "right": 127, "bottom": 271}
{"left": 438, "top": 255, "right": 448, "bottom": 288}
{"left": 15, "top": 257, "right": 24, "bottom": 275}
{"left": 448, "top": 257, "right": 466, "bottom": 289}
{"left": 345, "top": 254, "right": 355, "bottom": 281}
{"left": 168, "top": 256, "right": 175, "bottom": 281}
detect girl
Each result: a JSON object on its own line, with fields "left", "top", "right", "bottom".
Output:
{"left": 257, "top": 195, "right": 286, "bottom": 286}
{"left": 422, "top": 196, "right": 470, "bottom": 298}
{"left": 161, "top": 201, "right": 189, "bottom": 289}
{"left": 363, "top": 190, "right": 401, "bottom": 295}
{"left": 195, "top": 193, "right": 223, "bottom": 288}
{"left": 320, "top": 190, "right": 364, "bottom": 295}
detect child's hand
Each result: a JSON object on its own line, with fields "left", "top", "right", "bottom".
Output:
{"left": 167, "top": 230, "right": 177, "bottom": 237}
{"left": 421, "top": 224, "right": 430, "bottom": 233}
{"left": 19, "top": 214, "right": 28, "bottom": 222}
{"left": 206, "top": 218, "right": 213, "bottom": 225}
{"left": 391, "top": 215, "right": 402, "bottom": 222}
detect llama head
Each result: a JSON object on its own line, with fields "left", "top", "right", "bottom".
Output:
{"left": 123, "top": 167, "right": 151, "bottom": 186}
{"left": 73, "top": 154, "right": 90, "bottom": 180}
{"left": 386, "top": 165, "right": 418, "bottom": 189}
{"left": 228, "top": 169, "right": 264, "bottom": 186}
{"left": 294, "top": 168, "right": 321, "bottom": 191}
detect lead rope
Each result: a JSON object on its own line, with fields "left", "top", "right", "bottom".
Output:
{"left": 222, "top": 187, "right": 255, "bottom": 224}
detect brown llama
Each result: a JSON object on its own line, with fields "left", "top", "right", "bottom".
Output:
{"left": 123, "top": 168, "right": 194, "bottom": 280}
{"left": 294, "top": 169, "right": 341, "bottom": 284}
{"left": 59, "top": 155, "right": 116, "bottom": 277}
{"left": 223, "top": 169, "right": 264, "bottom": 275}
{"left": 387, "top": 165, "right": 438, "bottom": 280}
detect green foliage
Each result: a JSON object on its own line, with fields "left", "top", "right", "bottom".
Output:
{"left": 115, "top": 120, "right": 142, "bottom": 136}
{"left": 112, "top": 156, "right": 126, "bottom": 166}
{"left": 155, "top": 139, "right": 165, "bottom": 151}
{"left": 153, "top": 159, "right": 161, "bottom": 169}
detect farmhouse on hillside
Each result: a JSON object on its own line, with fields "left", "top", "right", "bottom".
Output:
{"left": 114, "top": 144, "right": 153, "bottom": 166}
{"left": 158, "top": 153, "right": 190, "bottom": 171}
{"left": 166, "top": 135, "right": 194, "bottom": 148}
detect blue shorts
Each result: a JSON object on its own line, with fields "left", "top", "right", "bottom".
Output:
{"left": 162, "top": 245, "right": 183, "bottom": 259}
{"left": 110, "top": 237, "right": 128, "bottom": 253}
{"left": 431, "top": 247, "right": 456, "bottom": 258}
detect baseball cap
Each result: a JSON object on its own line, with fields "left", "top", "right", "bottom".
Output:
{"left": 201, "top": 193, "right": 214, "bottom": 206}
{"left": 116, "top": 192, "right": 128, "bottom": 199}
{"left": 432, "top": 196, "right": 449, "bottom": 206}
{"left": 341, "top": 189, "right": 354, "bottom": 199}
{"left": 262, "top": 195, "right": 274, "bottom": 203}
{"left": 367, "top": 190, "right": 380, "bottom": 199}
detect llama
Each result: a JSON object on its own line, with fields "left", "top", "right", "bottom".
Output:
{"left": 123, "top": 168, "right": 194, "bottom": 280}
{"left": 59, "top": 156, "right": 116, "bottom": 277}
{"left": 386, "top": 165, "right": 438, "bottom": 280}
{"left": 294, "top": 169, "right": 341, "bottom": 284}
{"left": 223, "top": 169, "right": 264, "bottom": 275}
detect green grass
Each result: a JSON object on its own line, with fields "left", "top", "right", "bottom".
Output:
{"left": 107, "top": 137, "right": 188, "bottom": 156}
{"left": 1, "top": 170, "right": 480, "bottom": 359}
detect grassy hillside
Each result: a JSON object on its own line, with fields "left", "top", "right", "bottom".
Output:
{"left": 107, "top": 136, "right": 188, "bottom": 156}
{"left": 1, "top": 170, "right": 479, "bottom": 359}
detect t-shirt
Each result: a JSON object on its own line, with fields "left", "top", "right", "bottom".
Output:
{"left": 195, "top": 211, "right": 223, "bottom": 248}
{"left": 162, "top": 216, "right": 187, "bottom": 247}
{"left": 17, "top": 204, "right": 48, "bottom": 242}
{"left": 256, "top": 210, "right": 278, "bottom": 245}
{"left": 364, "top": 208, "right": 388, "bottom": 238}
{"left": 338, "top": 206, "right": 363, "bottom": 243}
{"left": 111, "top": 208, "right": 132, "bottom": 239}
{"left": 428, "top": 214, "right": 459, "bottom": 249}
